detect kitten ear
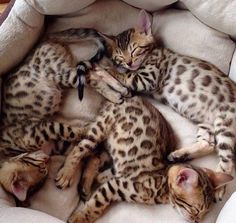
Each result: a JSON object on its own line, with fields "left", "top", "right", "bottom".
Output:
{"left": 98, "top": 32, "right": 116, "bottom": 47}
{"left": 203, "top": 168, "right": 233, "bottom": 189}
{"left": 11, "top": 172, "right": 28, "bottom": 201}
{"left": 176, "top": 168, "right": 199, "bottom": 189}
{"left": 136, "top": 10, "right": 152, "bottom": 35}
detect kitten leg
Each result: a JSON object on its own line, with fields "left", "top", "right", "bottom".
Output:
{"left": 168, "top": 124, "right": 215, "bottom": 162}
{"left": 68, "top": 175, "right": 160, "bottom": 223}
{"left": 214, "top": 116, "right": 235, "bottom": 201}
{"left": 55, "top": 103, "right": 115, "bottom": 189}
{"left": 87, "top": 66, "right": 131, "bottom": 103}
{"left": 81, "top": 150, "right": 111, "bottom": 201}
{"left": 97, "top": 65, "right": 158, "bottom": 92}
{"left": 65, "top": 61, "right": 130, "bottom": 103}
{"left": 1, "top": 120, "right": 87, "bottom": 155}
{"left": 95, "top": 168, "right": 115, "bottom": 185}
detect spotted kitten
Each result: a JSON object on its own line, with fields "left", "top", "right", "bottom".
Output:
{"left": 0, "top": 33, "right": 129, "bottom": 200}
{"left": 55, "top": 96, "right": 232, "bottom": 223}
{"left": 65, "top": 10, "right": 236, "bottom": 199}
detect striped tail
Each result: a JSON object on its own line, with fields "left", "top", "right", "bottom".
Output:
{"left": 47, "top": 28, "right": 108, "bottom": 101}
{"left": 47, "top": 28, "right": 107, "bottom": 62}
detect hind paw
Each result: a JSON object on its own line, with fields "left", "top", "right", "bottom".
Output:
{"left": 55, "top": 165, "right": 75, "bottom": 189}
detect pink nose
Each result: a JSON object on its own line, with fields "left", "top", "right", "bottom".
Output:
{"left": 127, "top": 61, "right": 132, "bottom": 66}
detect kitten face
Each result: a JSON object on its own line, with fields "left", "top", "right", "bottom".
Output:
{"left": 105, "top": 10, "right": 155, "bottom": 72}
{"left": 0, "top": 151, "right": 49, "bottom": 201}
{"left": 168, "top": 165, "right": 232, "bottom": 223}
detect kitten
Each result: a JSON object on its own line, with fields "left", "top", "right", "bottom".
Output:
{"left": 55, "top": 96, "right": 232, "bottom": 223}
{"left": 0, "top": 30, "right": 128, "bottom": 200}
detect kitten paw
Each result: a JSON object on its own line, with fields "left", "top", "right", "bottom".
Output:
{"left": 167, "top": 151, "right": 190, "bottom": 162}
{"left": 55, "top": 165, "right": 75, "bottom": 189}
{"left": 80, "top": 188, "right": 92, "bottom": 201}
{"left": 214, "top": 186, "right": 226, "bottom": 202}
{"left": 105, "top": 91, "right": 124, "bottom": 104}
{"left": 68, "top": 212, "right": 89, "bottom": 223}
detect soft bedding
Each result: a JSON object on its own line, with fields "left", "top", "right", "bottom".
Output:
{"left": 0, "top": 0, "right": 236, "bottom": 222}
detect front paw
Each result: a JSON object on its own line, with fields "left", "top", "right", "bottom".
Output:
{"left": 214, "top": 186, "right": 226, "bottom": 202}
{"left": 167, "top": 151, "right": 191, "bottom": 163}
{"left": 68, "top": 212, "right": 89, "bottom": 223}
{"left": 55, "top": 165, "right": 75, "bottom": 189}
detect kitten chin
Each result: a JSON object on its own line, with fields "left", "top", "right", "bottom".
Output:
{"left": 116, "top": 66, "right": 128, "bottom": 74}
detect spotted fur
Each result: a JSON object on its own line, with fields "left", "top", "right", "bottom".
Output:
{"left": 55, "top": 96, "right": 232, "bottom": 223}
{"left": 67, "top": 10, "right": 236, "bottom": 200}
{"left": 0, "top": 31, "right": 128, "bottom": 200}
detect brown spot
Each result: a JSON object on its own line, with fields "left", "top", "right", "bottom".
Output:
{"left": 92, "top": 128, "right": 97, "bottom": 135}
{"left": 152, "top": 158, "right": 160, "bottom": 166}
{"left": 134, "top": 128, "right": 143, "bottom": 136}
{"left": 129, "top": 115, "right": 137, "bottom": 122}
{"left": 188, "top": 80, "right": 195, "bottom": 92}
{"left": 97, "top": 121, "right": 104, "bottom": 131}
{"left": 176, "top": 89, "right": 182, "bottom": 96}
{"left": 168, "top": 86, "right": 175, "bottom": 93}
{"left": 105, "top": 116, "right": 111, "bottom": 124}
{"left": 142, "top": 116, "right": 150, "bottom": 125}
{"left": 105, "top": 104, "right": 112, "bottom": 111}
{"left": 35, "top": 57, "right": 41, "bottom": 65}
{"left": 25, "top": 105, "right": 33, "bottom": 110}
{"left": 176, "top": 65, "right": 187, "bottom": 75}
{"left": 189, "top": 103, "right": 197, "bottom": 108}
{"left": 175, "top": 78, "right": 181, "bottom": 85}
{"left": 230, "top": 108, "right": 235, "bottom": 113}
{"left": 224, "top": 119, "right": 233, "bottom": 127}
{"left": 113, "top": 132, "right": 118, "bottom": 139}
{"left": 128, "top": 146, "right": 138, "bottom": 156}
{"left": 118, "top": 117, "right": 126, "bottom": 123}
{"left": 171, "top": 58, "right": 177, "bottom": 65}
{"left": 117, "top": 137, "right": 134, "bottom": 145}
{"left": 192, "top": 69, "right": 200, "bottom": 78}
{"left": 202, "top": 75, "right": 212, "bottom": 86}
{"left": 182, "top": 58, "right": 191, "bottom": 64}
{"left": 125, "top": 106, "right": 143, "bottom": 115}
{"left": 180, "top": 95, "right": 188, "bottom": 102}
{"left": 118, "top": 150, "right": 126, "bottom": 157}
{"left": 146, "top": 126, "right": 156, "bottom": 137}
{"left": 121, "top": 122, "right": 133, "bottom": 131}
{"left": 215, "top": 77, "right": 223, "bottom": 85}
{"left": 15, "top": 91, "right": 28, "bottom": 98}
{"left": 211, "top": 85, "right": 219, "bottom": 94}
{"left": 218, "top": 94, "right": 225, "bottom": 102}
{"left": 198, "top": 62, "right": 212, "bottom": 70}
{"left": 199, "top": 94, "right": 207, "bottom": 102}
{"left": 173, "top": 103, "right": 178, "bottom": 109}
{"left": 140, "top": 140, "right": 153, "bottom": 150}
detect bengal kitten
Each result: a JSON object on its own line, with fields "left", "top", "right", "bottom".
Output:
{"left": 0, "top": 32, "right": 129, "bottom": 200}
{"left": 53, "top": 10, "right": 236, "bottom": 199}
{"left": 55, "top": 96, "right": 232, "bottom": 223}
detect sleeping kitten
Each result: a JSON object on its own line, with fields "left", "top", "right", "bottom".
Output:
{"left": 0, "top": 29, "right": 129, "bottom": 201}
{"left": 55, "top": 96, "right": 232, "bottom": 223}
{"left": 53, "top": 10, "right": 236, "bottom": 200}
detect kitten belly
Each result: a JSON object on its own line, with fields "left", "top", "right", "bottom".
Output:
{"left": 162, "top": 91, "right": 215, "bottom": 124}
{"left": 4, "top": 77, "right": 62, "bottom": 122}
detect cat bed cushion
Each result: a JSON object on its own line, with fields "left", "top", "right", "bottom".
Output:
{"left": 0, "top": 0, "right": 236, "bottom": 223}
{"left": 216, "top": 192, "right": 236, "bottom": 223}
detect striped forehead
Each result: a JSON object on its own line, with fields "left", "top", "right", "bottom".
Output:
{"left": 116, "top": 28, "right": 135, "bottom": 50}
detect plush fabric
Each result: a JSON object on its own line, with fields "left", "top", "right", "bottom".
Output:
{"left": 0, "top": 0, "right": 236, "bottom": 223}
{"left": 229, "top": 51, "right": 236, "bottom": 82}
{"left": 29, "top": 156, "right": 80, "bottom": 221}
{"left": 152, "top": 9, "right": 235, "bottom": 74}
{"left": 122, "top": 0, "right": 177, "bottom": 11}
{"left": 180, "top": 0, "right": 236, "bottom": 39}
{"left": 216, "top": 192, "right": 236, "bottom": 223}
